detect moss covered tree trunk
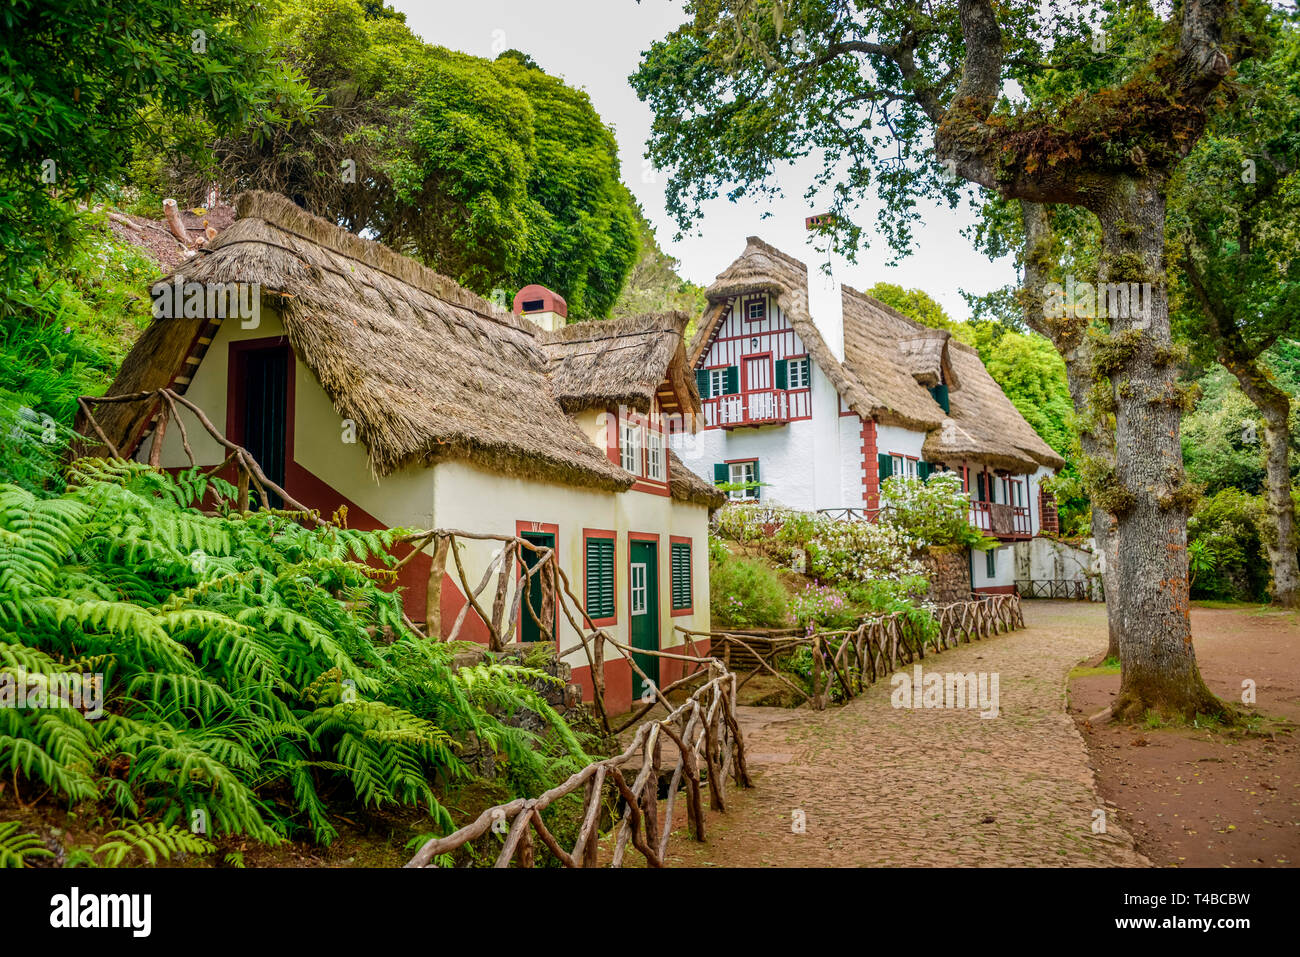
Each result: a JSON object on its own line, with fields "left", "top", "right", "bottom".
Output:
{"left": 1094, "top": 181, "right": 1222, "bottom": 720}
{"left": 1229, "top": 366, "right": 1299, "bottom": 607}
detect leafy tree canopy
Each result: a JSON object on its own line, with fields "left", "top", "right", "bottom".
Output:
{"left": 165, "top": 0, "right": 638, "bottom": 317}
{"left": 0, "top": 0, "right": 313, "bottom": 304}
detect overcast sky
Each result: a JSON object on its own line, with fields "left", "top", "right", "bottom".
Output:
{"left": 391, "top": 0, "right": 1018, "bottom": 320}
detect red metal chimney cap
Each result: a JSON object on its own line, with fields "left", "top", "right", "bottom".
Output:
{"left": 513, "top": 284, "right": 568, "bottom": 318}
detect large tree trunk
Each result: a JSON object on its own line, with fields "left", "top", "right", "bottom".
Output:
{"left": 1225, "top": 363, "right": 1299, "bottom": 607}
{"left": 1096, "top": 180, "right": 1223, "bottom": 720}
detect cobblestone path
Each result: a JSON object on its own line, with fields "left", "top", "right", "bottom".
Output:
{"left": 664, "top": 602, "right": 1148, "bottom": 867}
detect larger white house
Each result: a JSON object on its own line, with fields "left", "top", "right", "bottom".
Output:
{"left": 675, "top": 237, "right": 1066, "bottom": 593}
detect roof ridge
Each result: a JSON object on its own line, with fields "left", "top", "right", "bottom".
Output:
{"left": 744, "top": 236, "right": 810, "bottom": 278}
{"left": 232, "top": 190, "right": 525, "bottom": 334}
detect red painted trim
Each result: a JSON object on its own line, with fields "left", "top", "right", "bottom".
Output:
{"left": 708, "top": 328, "right": 796, "bottom": 345}
{"left": 515, "top": 520, "right": 559, "bottom": 644}
{"left": 974, "top": 585, "right": 1016, "bottom": 595}
{"left": 581, "top": 527, "right": 618, "bottom": 627}
{"left": 225, "top": 335, "right": 297, "bottom": 496}
{"left": 740, "top": 350, "right": 773, "bottom": 393}
{"left": 668, "top": 534, "right": 694, "bottom": 617}
{"left": 629, "top": 478, "right": 672, "bottom": 497}
{"left": 860, "top": 416, "right": 879, "bottom": 510}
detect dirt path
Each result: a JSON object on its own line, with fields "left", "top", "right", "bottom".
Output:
{"left": 1070, "top": 602, "right": 1299, "bottom": 867}
{"left": 663, "top": 601, "right": 1146, "bottom": 867}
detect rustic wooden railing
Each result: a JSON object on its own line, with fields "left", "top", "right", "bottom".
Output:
{"left": 404, "top": 655, "right": 750, "bottom": 868}
{"left": 677, "top": 593, "right": 1025, "bottom": 710}
{"left": 79, "top": 388, "right": 754, "bottom": 869}
{"left": 1015, "top": 578, "right": 1102, "bottom": 601}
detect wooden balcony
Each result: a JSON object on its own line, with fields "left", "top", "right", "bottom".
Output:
{"left": 704, "top": 388, "right": 810, "bottom": 429}
{"left": 969, "top": 501, "right": 1032, "bottom": 540}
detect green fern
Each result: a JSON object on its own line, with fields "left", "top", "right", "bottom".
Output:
{"left": 94, "top": 822, "right": 215, "bottom": 866}
{"left": 0, "top": 463, "right": 586, "bottom": 848}
{"left": 0, "top": 822, "right": 54, "bottom": 867}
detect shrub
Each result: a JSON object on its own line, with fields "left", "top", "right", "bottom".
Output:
{"left": 880, "top": 472, "right": 982, "bottom": 546}
{"left": 787, "top": 582, "right": 855, "bottom": 631}
{"left": 709, "top": 553, "right": 789, "bottom": 628}
{"left": 1187, "top": 487, "right": 1269, "bottom": 601}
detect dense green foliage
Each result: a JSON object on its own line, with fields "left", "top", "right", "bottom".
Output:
{"left": 612, "top": 206, "right": 709, "bottom": 322}
{"left": 708, "top": 551, "right": 789, "bottom": 628}
{"left": 0, "top": 461, "right": 585, "bottom": 847}
{"left": 163, "top": 0, "right": 638, "bottom": 317}
{"left": 0, "top": 0, "right": 311, "bottom": 299}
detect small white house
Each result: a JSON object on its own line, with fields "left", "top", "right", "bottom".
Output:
{"left": 676, "top": 237, "right": 1066, "bottom": 593}
{"left": 91, "top": 191, "right": 725, "bottom": 715}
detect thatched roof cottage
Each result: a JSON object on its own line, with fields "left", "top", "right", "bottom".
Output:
{"left": 91, "top": 191, "right": 723, "bottom": 714}
{"left": 679, "top": 236, "right": 1067, "bottom": 594}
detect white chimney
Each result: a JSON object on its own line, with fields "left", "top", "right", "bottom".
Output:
{"left": 806, "top": 259, "right": 845, "bottom": 361}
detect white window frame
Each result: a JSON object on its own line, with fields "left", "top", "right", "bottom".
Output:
{"left": 621, "top": 421, "right": 643, "bottom": 475}
{"left": 746, "top": 298, "right": 766, "bottom": 321}
{"left": 630, "top": 563, "right": 648, "bottom": 615}
{"left": 708, "top": 367, "right": 727, "bottom": 398}
{"left": 646, "top": 430, "right": 666, "bottom": 482}
{"left": 787, "top": 356, "right": 811, "bottom": 390}
{"left": 728, "top": 461, "right": 758, "bottom": 501}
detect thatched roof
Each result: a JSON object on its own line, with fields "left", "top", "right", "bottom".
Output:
{"left": 669, "top": 449, "right": 726, "bottom": 508}
{"left": 691, "top": 237, "right": 1065, "bottom": 473}
{"left": 692, "top": 238, "right": 879, "bottom": 421}
{"left": 542, "top": 312, "right": 699, "bottom": 416}
{"left": 87, "top": 191, "right": 665, "bottom": 492}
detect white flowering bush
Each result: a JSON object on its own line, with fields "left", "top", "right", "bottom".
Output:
{"left": 881, "top": 472, "right": 990, "bottom": 548}
{"left": 805, "top": 517, "right": 926, "bottom": 586}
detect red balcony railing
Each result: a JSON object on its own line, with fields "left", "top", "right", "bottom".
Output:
{"left": 969, "top": 501, "right": 1032, "bottom": 539}
{"left": 704, "top": 388, "right": 811, "bottom": 428}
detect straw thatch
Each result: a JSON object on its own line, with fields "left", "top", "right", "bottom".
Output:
{"left": 691, "top": 237, "right": 1065, "bottom": 474}
{"left": 543, "top": 312, "right": 698, "bottom": 415}
{"left": 86, "top": 191, "right": 651, "bottom": 491}
{"left": 669, "top": 449, "right": 727, "bottom": 508}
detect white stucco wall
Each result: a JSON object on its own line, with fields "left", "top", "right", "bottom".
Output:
{"left": 971, "top": 543, "right": 1015, "bottom": 590}
{"left": 430, "top": 461, "right": 713, "bottom": 668}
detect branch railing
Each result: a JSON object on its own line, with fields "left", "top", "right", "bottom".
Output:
{"left": 678, "top": 593, "right": 1025, "bottom": 710}
{"left": 404, "top": 656, "right": 750, "bottom": 868}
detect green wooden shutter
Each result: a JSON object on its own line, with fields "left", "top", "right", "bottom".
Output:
{"left": 930, "top": 384, "right": 950, "bottom": 413}
{"left": 750, "top": 459, "right": 760, "bottom": 486}
{"left": 695, "top": 368, "right": 710, "bottom": 399}
{"left": 713, "top": 463, "right": 728, "bottom": 484}
{"left": 975, "top": 473, "right": 986, "bottom": 501}
{"left": 918, "top": 461, "right": 931, "bottom": 481}
{"left": 584, "top": 538, "right": 615, "bottom": 619}
{"left": 986, "top": 548, "right": 996, "bottom": 578}
{"left": 774, "top": 359, "right": 788, "bottom": 389}
{"left": 724, "top": 366, "right": 740, "bottom": 395}
{"left": 671, "top": 542, "right": 692, "bottom": 610}
{"left": 878, "top": 453, "right": 893, "bottom": 481}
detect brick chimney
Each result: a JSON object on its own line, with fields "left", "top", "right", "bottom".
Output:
{"left": 513, "top": 284, "right": 568, "bottom": 332}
